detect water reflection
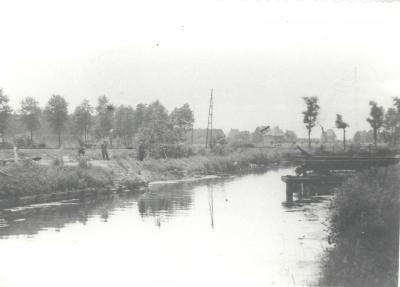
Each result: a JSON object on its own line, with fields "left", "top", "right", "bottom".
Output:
{"left": 0, "top": 168, "right": 331, "bottom": 287}
{"left": 0, "top": 194, "right": 140, "bottom": 238}
{"left": 138, "top": 184, "right": 193, "bottom": 218}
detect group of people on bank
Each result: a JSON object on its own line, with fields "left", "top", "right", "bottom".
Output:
{"left": 77, "top": 140, "right": 145, "bottom": 161}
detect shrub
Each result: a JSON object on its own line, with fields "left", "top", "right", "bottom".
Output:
{"left": 320, "top": 166, "right": 399, "bottom": 287}
{"left": 119, "top": 175, "right": 146, "bottom": 190}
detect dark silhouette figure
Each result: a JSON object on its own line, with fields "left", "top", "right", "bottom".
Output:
{"left": 78, "top": 139, "right": 86, "bottom": 157}
{"left": 101, "top": 141, "right": 109, "bottom": 160}
{"left": 137, "top": 143, "right": 145, "bottom": 161}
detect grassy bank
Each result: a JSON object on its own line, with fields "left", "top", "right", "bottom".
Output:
{"left": 99, "top": 147, "right": 299, "bottom": 186}
{"left": 0, "top": 164, "right": 113, "bottom": 200}
{"left": 320, "top": 165, "right": 399, "bottom": 287}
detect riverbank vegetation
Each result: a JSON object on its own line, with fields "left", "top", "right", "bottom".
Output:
{"left": 97, "top": 147, "right": 299, "bottom": 187}
{"left": 0, "top": 147, "right": 299, "bottom": 202}
{"left": 142, "top": 147, "right": 297, "bottom": 179}
{"left": 0, "top": 164, "right": 113, "bottom": 200}
{"left": 320, "top": 165, "right": 399, "bottom": 287}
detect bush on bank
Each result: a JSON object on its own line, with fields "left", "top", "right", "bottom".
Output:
{"left": 0, "top": 165, "right": 113, "bottom": 199}
{"left": 320, "top": 165, "right": 399, "bottom": 287}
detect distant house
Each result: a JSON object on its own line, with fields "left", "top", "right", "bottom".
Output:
{"left": 227, "top": 129, "right": 239, "bottom": 142}
{"left": 191, "top": 129, "right": 225, "bottom": 145}
{"left": 251, "top": 126, "right": 268, "bottom": 145}
{"left": 320, "top": 129, "right": 337, "bottom": 143}
{"left": 263, "top": 126, "right": 285, "bottom": 145}
{"left": 284, "top": 130, "right": 297, "bottom": 143}
{"left": 227, "top": 129, "right": 251, "bottom": 144}
{"left": 353, "top": 130, "right": 374, "bottom": 144}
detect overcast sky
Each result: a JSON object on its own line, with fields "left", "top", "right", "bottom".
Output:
{"left": 1, "top": 0, "right": 400, "bottom": 138}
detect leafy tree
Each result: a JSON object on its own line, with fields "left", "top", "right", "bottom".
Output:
{"left": 71, "top": 99, "right": 93, "bottom": 144}
{"left": 133, "top": 103, "right": 146, "bottom": 134}
{"left": 44, "top": 94, "right": 69, "bottom": 147}
{"left": 94, "top": 96, "right": 114, "bottom": 145}
{"left": 366, "top": 101, "right": 384, "bottom": 149}
{"left": 135, "top": 101, "right": 175, "bottom": 156}
{"left": 302, "top": 96, "right": 320, "bottom": 150}
{"left": 393, "top": 97, "right": 400, "bottom": 112}
{"left": 20, "top": 97, "right": 41, "bottom": 143}
{"left": 391, "top": 97, "right": 400, "bottom": 145}
{"left": 382, "top": 108, "right": 398, "bottom": 145}
{"left": 335, "top": 114, "right": 349, "bottom": 150}
{"left": 0, "top": 89, "right": 12, "bottom": 143}
{"left": 169, "top": 103, "right": 194, "bottom": 142}
{"left": 353, "top": 131, "right": 362, "bottom": 144}
{"left": 114, "top": 105, "right": 135, "bottom": 147}
{"left": 142, "top": 100, "right": 171, "bottom": 142}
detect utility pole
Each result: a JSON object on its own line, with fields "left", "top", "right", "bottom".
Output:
{"left": 205, "top": 89, "right": 214, "bottom": 149}
{"left": 354, "top": 66, "right": 359, "bottom": 131}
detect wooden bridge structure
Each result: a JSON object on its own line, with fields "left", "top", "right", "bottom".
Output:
{"left": 281, "top": 146, "right": 400, "bottom": 203}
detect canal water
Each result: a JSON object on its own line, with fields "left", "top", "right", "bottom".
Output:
{"left": 0, "top": 168, "right": 331, "bottom": 287}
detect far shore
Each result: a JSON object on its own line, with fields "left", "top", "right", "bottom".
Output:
{"left": 0, "top": 147, "right": 299, "bottom": 209}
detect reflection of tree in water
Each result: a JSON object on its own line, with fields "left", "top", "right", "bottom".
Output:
{"left": 0, "top": 193, "right": 140, "bottom": 238}
{"left": 138, "top": 179, "right": 227, "bottom": 228}
{"left": 138, "top": 183, "right": 193, "bottom": 221}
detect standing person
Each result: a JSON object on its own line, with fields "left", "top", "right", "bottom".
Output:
{"left": 101, "top": 140, "right": 109, "bottom": 160}
{"left": 58, "top": 145, "right": 64, "bottom": 167}
{"left": 78, "top": 139, "right": 86, "bottom": 157}
{"left": 137, "top": 142, "right": 145, "bottom": 161}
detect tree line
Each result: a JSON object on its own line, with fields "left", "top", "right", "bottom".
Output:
{"left": 302, "top": 96, "right": 400, "bottom": 150}
{"left": 0, "top": 89, "right": 194, "bottom": 152}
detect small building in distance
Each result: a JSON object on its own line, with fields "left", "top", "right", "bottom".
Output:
{"left": 227, "top": 129, "right": 251, "bottom": 145}
{"left": 251, "top": 126, "right": 267, "bottom": 145}
{"left": 353, "top": 130, "right": 374, "bottom": 144}
{"left": 284, "top": 130, "right": 297, "bottom": 143}
{"left": 251, "top": 126, "right": 297, "bottom": 146}
{"left": 191, "top": 129, "right": 225, "bottom": 145}
{"left": 320, "top": 129, "right": 337, "bottom": 144}
{"left": 263, "top": 126, "right": 285, "bottom": 145}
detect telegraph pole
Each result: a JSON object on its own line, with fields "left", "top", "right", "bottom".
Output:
{"left": 205, "top": 89, "right": 214, "bottom": 149}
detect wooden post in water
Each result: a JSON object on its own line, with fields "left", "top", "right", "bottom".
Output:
{"left": 298, "top": 183, "right": 304, "bottom": 200}
{"left": 286, "top": 182, "right": 294, "bottom": 203}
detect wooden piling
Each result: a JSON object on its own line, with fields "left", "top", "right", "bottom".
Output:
{"left": 286, "top": 182, "right": 293, "bottom": 203}
{"left": 298, "top": 183, "right": 304, "bottom": 200}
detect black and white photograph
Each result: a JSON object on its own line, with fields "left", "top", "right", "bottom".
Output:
{"left": 0, "top": 0, "right": 399, "bottom": 286}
